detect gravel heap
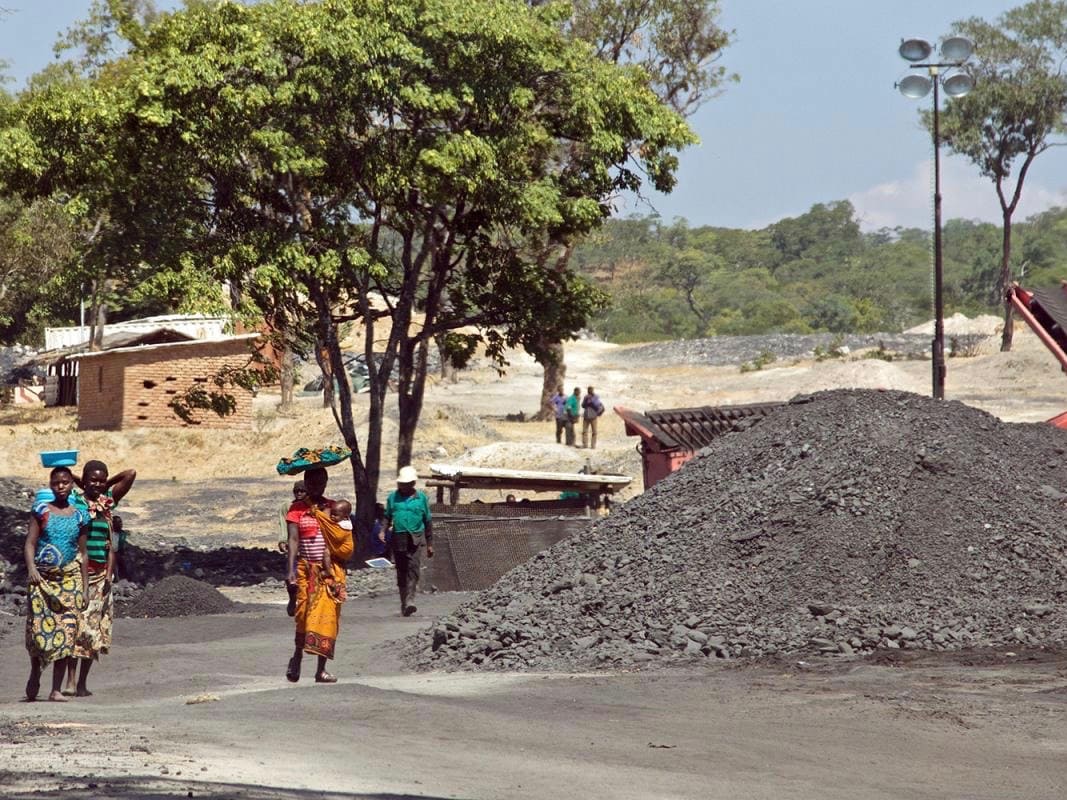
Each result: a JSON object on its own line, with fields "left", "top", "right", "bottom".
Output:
{"left": 616, "top": 332, "right": 990, "bottom": 367}
{"left": 407, "top": 389, "right": 1067, "bottom": 671}
{"left": 121, "top": 575, "right": 235, "bottom": 618}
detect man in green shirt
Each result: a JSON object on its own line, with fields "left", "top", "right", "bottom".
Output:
{"left": 564, "top": 386, "right": 581, "bottom": 447}
{"left": 383, "top": 465, "right": 433, "bottom": 616}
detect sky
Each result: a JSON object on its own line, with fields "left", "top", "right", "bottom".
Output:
{"left": 1, "top": 1, "right": 1065, "bottom": 232}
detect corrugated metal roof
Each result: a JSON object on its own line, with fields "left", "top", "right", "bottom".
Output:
{"left": 428, "top": 463, "right": 632, "bottom": 494}
{"left": 1030, "top": 286, "right": 1067, "bottom": 332}
{"left": 68, "top": 333, "right": 260, "bottom": 361}
{"left": 616, "top": 403, "right": 783, "bottom": 452}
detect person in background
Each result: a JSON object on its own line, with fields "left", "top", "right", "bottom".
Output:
{"left": 382, "top": 466, "right": 433, "bottom": 617}
{"left": 565, "top": 387, "right": 581, "bottom": 447}
{"left": 581, "top": 385, "right": 605, "bottom": 450}
{"left": 68, "top": 460, "right": 136, "bottom": 697}
{"left": 24, "top": 468, "right": 89, "bottom": 702}
{"left": 281, "top": 480, "right": 306, "bottom": 615}
{"left": 550, "top": 385, "right": 568, "bottom": 444}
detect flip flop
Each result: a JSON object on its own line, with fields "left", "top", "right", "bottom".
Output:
{"left": 315, "top": 672, "right": 337, "bottom": 684}
{"left": 286, "top": 656, "right": 301, "bottom": 683}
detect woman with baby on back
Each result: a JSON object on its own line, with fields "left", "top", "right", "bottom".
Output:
{"left": 284, "top": 466, "right": 354, "bottom": 684}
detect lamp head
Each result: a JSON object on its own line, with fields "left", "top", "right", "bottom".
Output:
{"left": 942, "top": 73, "right": 974, "bottom": 97}
{"left": 897, "top": 74, "right": 932, "bottom": 99}
{"left": 899, "top": 38, "right": 932, "bottom": 62}
{"left": 940, "top": 36, "right": 974, "bottom": 63}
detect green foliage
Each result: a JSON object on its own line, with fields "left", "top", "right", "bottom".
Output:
{"left": 930, "top": 1, "right": 1067, "bottom": 347}
{"left": 0, "top": 196, "right": 78, "bottom": 343}
{"left": 562, "top": 0, "right": 736, "bottom": 117}
{"left": 6, "top": 0, "right": 694, "bottom": 516}
{"left": 739, "top": 350, "right": 775, "bottom": 373}
{"left": 813, "top": 334, "right": 846, "bottom": 362}
{"left": 574, "top": 204, "right": 1067, "bottom": 342}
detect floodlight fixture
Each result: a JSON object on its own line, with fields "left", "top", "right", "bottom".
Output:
{"left": 942, "top": 73, "right": 974, "bottom": 97}
{"left": 940, "top": 36, "right": 975, "bottom": 63}
{"left": 895, "top": 33, "right": 976, "bottom": 402}
{"left": 899, "top": 38, "right": 932, "bottom": 62}
{"left": 898, "top": 74, "right": 932, "bottom": 99}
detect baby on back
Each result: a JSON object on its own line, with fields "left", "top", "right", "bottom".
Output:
{"left": 330, "top": 499, "right": 353, "bottom": 530}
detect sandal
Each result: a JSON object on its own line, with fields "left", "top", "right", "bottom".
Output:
{"left": 314, "top": 672, "right": 337, "bottom": 684}
{"left": 286, "top": 656, "right": 301, "bottom": 683}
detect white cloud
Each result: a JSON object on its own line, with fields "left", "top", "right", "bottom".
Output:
{"left": 850, "top": 158, "right": 1067, "bottom": 232}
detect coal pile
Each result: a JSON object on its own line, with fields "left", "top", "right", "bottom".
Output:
{"left": 121, "top": 575, "right": 235, "bottom": 618}
{"left": 407, "top": 389, "right": 1067, "bottom": 671}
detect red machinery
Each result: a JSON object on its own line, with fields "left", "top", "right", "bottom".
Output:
{"left": 1007, "top": 283, "right": 1067, "bottom": 429}
{"left": 615, "top": 403, "right": 782, "bottom": 489}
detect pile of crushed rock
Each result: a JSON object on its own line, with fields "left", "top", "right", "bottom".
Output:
{"left": 406, "top": 389, "right": 1067, "bottom": 671}
{"left": 615, "top": 332, "right": 991, "bottom": 367}
{"left": 121, "top": 575, "right": 235, "bottom": 618}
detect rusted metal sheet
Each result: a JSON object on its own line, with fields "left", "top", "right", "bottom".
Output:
{"left": 424, "top": 516, "right": 590, "bottom": 591}
{"left": 616, "top": 402, "right": 783, "bottom": 489}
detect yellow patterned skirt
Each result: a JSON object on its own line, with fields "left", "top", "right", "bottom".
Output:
{"left": 74, "top": 567, "right": 112, "bottom": 660}
{"left": 25, "top": 561, "right": 84, "bottom": 664}
{"left": 294, "top": 560, "right": 346, "bottom": 659}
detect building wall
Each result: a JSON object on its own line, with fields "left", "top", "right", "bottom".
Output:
{"left": 77, "top": 340, "right": 256, "bottom": 430}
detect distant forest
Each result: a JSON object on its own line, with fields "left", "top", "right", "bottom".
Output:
{"left": 573, "top": 200, "right": 1067, "bottom": 343}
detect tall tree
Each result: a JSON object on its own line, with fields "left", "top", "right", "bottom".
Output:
{"left": 933, "top": 0, "right": 1067, "bottom": 350}
{"left": 0, "top": 196, "right": 77, "bottom": 343}
{"left": 531, "top": 0, "right": 734, "bottom": 419}
{"left": 11, "top": 0, "right": 693, "bottom": 527}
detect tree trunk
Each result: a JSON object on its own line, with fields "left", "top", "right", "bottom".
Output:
{"left": 396, "top": 336, "right": 430, "bottom": 469}
{"left": 999, "top": 211, "right": 1015, "bottom": 352}
{"left": 533, "top": 338, "right": 565, "bottom": 421}
{"left": 87, "top": 278, "right": 104, "bottom": 351}
{"left": 436, "top": 334, "right": 456, "bottom": 383}
{"left": 312, "top": 287, "right": 376, "bottom": 539}
{"left": 315, "top": 338, "right": 335, "bottom": 407}
{"left": 278, "top": 345, "right": 295, "bottom": 411}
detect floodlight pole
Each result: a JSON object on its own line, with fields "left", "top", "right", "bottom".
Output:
{"left": 907, "top": 60, "right": 953, "bottom": 400}
{"left": 899, "top": 37, "right": 973, "bottom": 401}
{"left": 931, "top": 66, "right": 945, "bottom": 400}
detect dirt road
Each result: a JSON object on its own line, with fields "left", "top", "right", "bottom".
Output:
{"left": 2, "top": 589, "right": 1066, "bottom": 799}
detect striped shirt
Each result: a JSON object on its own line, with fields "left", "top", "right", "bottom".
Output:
{"left": 286, "top": 499, "right": 333, "bottom": 563}
{"left": 72, "top": 489, "right": 115, "bottom": 565}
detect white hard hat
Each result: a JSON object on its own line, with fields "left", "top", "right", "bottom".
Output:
{"left": 397, "top": 465, "right": 418, "bottom": 484}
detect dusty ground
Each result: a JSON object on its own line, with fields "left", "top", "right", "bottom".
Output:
{"left": 2, "top": 322, "right": 1067, "bottom": 797}
{"left": 2, "top": 592, "right": 1067, "bottom": 800}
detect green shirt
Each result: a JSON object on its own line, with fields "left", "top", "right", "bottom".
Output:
{"left": 565, "top": 394, "right": 580, "bottom": 418}
{"left": 386, "top": 490, "right": 431, "bottom": 534}
{"left": 72, "top": 488, "right": 116, "bottom": 565}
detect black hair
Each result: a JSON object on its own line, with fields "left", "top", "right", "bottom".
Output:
{"left": 83, "top": 459, "right": 109, "bottom": 477}
{"left": 49, "top": 466, "right": 73, "bottom": 480}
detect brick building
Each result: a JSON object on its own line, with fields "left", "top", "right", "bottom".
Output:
{"left": 71, "top": 334, "right": 260, "bottom": 430}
